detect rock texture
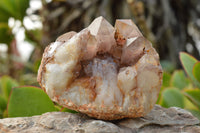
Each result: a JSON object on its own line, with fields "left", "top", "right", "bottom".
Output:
{"left": 0, "top": 105, "right": 199, "bottom": 133}
{"left": 37, "top": 16, "right": 163, "bottom": 120}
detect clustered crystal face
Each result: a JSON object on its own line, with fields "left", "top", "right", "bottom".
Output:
{"left": 37, "top": 16, "right": 163, "bottom": 120}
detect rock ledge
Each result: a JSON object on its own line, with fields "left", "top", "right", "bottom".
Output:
{"left": 0, "top": 105, "right": 199, "bottom": 133}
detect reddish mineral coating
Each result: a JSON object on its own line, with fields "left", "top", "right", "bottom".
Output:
{"left": 37, "top": 16, "right": 163, "bottom": 120}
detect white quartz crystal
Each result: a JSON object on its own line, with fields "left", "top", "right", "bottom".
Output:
{"left": 37, "top": 17, "right": 163, "bottom": 120}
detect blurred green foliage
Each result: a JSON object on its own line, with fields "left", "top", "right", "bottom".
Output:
{"left": 0, "top": 0, "right": 29, "bottom": 43}
{"left": 8, "top": 86, "right": 56, "bottom": 117}
{"left": 0, "top": 76, "right": 18, "bottom": 117}
{"left": 158, "top": 52, "right": 200, "bottom": 120}
{"left": 0, "top": 0, "right": 41, "bottom": 86}
{"left": 0, "top": 0, "right": 29, "bottom": 22}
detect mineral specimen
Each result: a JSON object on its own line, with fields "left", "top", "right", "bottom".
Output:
{"left": 37, "top": 16, "right": 163, "bottom": 120}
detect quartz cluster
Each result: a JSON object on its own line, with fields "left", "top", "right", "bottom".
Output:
{"left": 37, "top": 16, "right": 163, "bottom": 120}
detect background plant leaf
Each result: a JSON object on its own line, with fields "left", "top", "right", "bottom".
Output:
{"left": 61, "top": 108, "right": 77, "bottom": 113}
{"left": 160, "top": 60, "right": 175, "bottom": 73}
{"left": 184, "top": 89, "right": 200, "bottom": 110}
{"left": 179, "top": 52, "right": 200, "bottom": 88}
{"left": 0, "top": 96, "right": 7, "bottom": 111}
{"left": 159, "top": 87, "right": 184, "bottom": 108}
{"left": 0, "top": 75, "right": 19, "bottom": 101}
{"left": 162, "top": 72, "right": 171, "bottom": 88}
{"left": 0, "top": 23, "right": 13, "bottom": 44}
{"left": 193, "top": 62, "right": 200, "bottom": 83}
{"left": 0, "top": 0, "right": 30, "bottom": 21}
{"left": 184, "top": 97, "right": 199, "bottom": 110}
{"left": 0, "top": 8, "right": 10, "bottom": 22}
{"left": 170, "top": 70, "right": 190, "bottom": 90}
{"left": 157, "top": 72, "right": 171, "bottom": 103}
{"left": 15, "top": 0, "right": 30, "bottom": 21}
{"left": 8, "top": 86, "right": 56, "bottom": 117}
{"left": 54, "top": 104, "right": 77, "bottom": 113}
{"left": 0, "top": 95, "right": 7, "bottom": 118}
{"left": 0, "top": 0, "right": 16, "bottom": 20}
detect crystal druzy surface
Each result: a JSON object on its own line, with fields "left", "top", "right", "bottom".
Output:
{"left": 37, "top": 16, "right": 163, "bottom": 120}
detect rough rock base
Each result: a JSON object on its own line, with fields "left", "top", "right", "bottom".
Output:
{"left": 0, "top": 105, "right": 199, "bottom": 133}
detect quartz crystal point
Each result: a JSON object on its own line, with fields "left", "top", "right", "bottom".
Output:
{"left": 37, "top": 16, "right": 163, "bottom": 120}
